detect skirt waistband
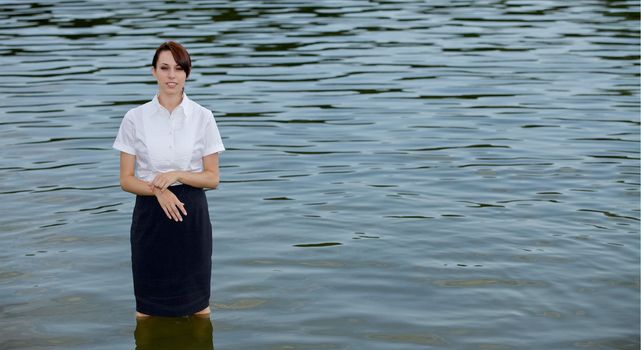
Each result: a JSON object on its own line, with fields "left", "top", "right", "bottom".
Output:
{"left": 135, "top": 184, "right": 206, "bottom": 205}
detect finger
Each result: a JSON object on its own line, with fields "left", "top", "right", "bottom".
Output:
{"left": 169, "top": 205, "right": 179, "bottom": 221}
{"left": 178, "top": 202, "right": 187, "bottom": 216}
{"left": 161, "top": 205, "right": 172, "bottom": 220}
{"left": 172, "top": 205, "right": 183, "bottom": 222}
{"left": 166, "top": 200, "right": 179, "bottom": 221}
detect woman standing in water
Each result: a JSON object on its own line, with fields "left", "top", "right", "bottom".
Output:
{"left": 113, "top": 41, "right": 225, "bottom": 318}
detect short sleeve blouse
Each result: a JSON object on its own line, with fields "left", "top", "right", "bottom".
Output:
{"left": 113, "top": 93, "right": 225, "bottom": 185}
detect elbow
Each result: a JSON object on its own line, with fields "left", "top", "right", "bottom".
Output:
{"left": 207, "top": 172, "right": 220, "bottom": 189}
{"left": 119, "top": 176, "right": 131, "bottom": 193}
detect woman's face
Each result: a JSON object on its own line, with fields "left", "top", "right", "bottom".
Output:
{"left": 152, "top": 50, "right": 187, "bottom": 95}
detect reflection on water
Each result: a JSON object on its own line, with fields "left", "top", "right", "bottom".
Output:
{"left": 135, "top": 316, "right": 213, "bottom": 350}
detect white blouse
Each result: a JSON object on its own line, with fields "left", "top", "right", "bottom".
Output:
{"left": 113, "top": 93, "right": 225, "bottom": 186}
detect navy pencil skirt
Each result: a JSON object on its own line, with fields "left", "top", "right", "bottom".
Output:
{"left": 130, "top": 184, "right": 212, "bottom": 316}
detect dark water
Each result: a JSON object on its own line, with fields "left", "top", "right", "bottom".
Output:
{"left": 0, "top": 1, "right": 639, "bottom": 349}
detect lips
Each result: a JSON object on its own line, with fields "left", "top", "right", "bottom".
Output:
{"left": 167, "top": 82, "right": 177, "bottom": 88}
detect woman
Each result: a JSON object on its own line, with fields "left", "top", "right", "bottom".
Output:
{"left": 113, "top": 41, "right": 225, "bottom": 318}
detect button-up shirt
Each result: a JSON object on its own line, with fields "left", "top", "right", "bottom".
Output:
{"left": 113, "top": 93, "right": 225, "bottom": 185}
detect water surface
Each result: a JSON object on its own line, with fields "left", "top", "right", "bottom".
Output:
{"left": 0, "top": 1, "right": 639, "bottom": 349}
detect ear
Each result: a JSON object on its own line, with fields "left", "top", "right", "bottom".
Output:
{"left": 151, "top": 66, "right": 157, "bottom": 78}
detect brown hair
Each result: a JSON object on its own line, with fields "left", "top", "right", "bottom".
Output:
{"left": 152, "top": 41, "right": 192, "bottom": 78}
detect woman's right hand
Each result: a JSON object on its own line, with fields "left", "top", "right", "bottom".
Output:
{"left": 152, "top": 186, "right": 187, "bottom": 222}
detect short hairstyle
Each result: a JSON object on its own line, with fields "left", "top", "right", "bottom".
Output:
{"left": 152, "top": 41, "right": 192, "bottom": 78}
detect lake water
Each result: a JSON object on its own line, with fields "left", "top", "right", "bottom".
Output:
{"left": 0, "top": 1, "right": 639, "bottom": 349}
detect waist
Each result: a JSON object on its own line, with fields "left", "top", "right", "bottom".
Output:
{"left": 136, "top": 184, "right": 205, "bottom": 200}
{"left": 136, "top": 168, "right": 202, "bottom": 184}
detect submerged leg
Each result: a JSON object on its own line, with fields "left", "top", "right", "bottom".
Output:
{"left": 135, "top": 311, "right": 150, "bottom": 319}
{"left": 194, "top": 306, "right": 211, "bottom": 316}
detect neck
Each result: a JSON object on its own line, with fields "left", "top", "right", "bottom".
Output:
{"left": 157, "top": 91, "right": 183, "bottom": 113}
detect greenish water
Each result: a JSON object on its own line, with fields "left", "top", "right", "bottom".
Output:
{"left": 0, "top": 1, "right": 639, "bottom": 349}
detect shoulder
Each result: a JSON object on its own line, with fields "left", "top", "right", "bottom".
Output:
{"left": 189, "top": 98, "right": 213, "bottom": 116}
{"left": 188, "top": 98, "right": 216, "bottom": 124}
{"left": 124, "top": 100, "right": 155, "bottom": 121}
{"left": 125, "top": 101, "right": 153, "bottom": 118}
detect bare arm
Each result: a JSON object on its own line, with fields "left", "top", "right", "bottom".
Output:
{"left": 151, "top": 153, "right": 221, "bottom": 191}
{"left": 119, "top": 152, "right": 155, "bottom": 196}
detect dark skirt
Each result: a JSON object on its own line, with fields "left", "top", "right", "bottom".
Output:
{"left": 130, "top": 184, "right": 212, "bottom": 317}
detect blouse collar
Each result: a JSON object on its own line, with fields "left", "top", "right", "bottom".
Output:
{"left": 151, "top": 92, "right": 193, "bottom": 117}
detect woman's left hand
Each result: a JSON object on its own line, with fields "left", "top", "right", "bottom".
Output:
{"left": 151, "top": 171, "right": 182, "bottom": 192}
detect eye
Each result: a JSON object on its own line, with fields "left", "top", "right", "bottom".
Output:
{"left": 176, "top": 67, "right": 183, "bottom": 70}
{"left": 161, "top": 67, "right": 168, "bottom": 70}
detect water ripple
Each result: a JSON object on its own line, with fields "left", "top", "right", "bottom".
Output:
{"left": 0, "top": 0, "right": 638, "bottom": 349}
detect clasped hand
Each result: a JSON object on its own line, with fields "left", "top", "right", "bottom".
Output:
{"left": 151, "top": 171, "right": 181, "bottom": 192}
{"left": 149, "top": 171, "right": 186, "bottom": 222}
